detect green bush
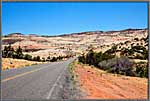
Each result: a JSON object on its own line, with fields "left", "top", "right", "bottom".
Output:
{"left": 104, "top": 45, "right": 117, "bottom": 55}
{"left": 78, "top": 44, "right": 148, "bottom": 78}
{"left": 2, "top": 44, "right": 15, "bottom": 58}
{"left": 33, "top": 56, "right": 41, "bottom": 61}
{"left": 78, "top": 49, "right": 115, "bottom": 67}
{"left": 119, "top": 45, "right": 148, "bottom": 60}
{"left": 24, "top": 54, "right": 32, "bottom": 60}
{"left": 78, "top": 55, "right": 86, "bottom": 64}
{"left": 2, "top": 45, "right": 25, "bottom": 59}
{"left": 85, "top": 49, "right": 95, "bottom": 65}
{"left": 131, "top": 45, "right": 146, "bottom": 53}
{"left": 135, "top": 62, "right": 148, "bottom": 78}
{"left": 15, "top": 46, "right": 24, "bottom": 59}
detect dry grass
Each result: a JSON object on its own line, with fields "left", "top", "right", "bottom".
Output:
{"left": 2, "top": 58, "right": 45, "bottom": 70}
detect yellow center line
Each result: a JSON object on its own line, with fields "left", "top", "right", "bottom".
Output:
{"left": 2, "top": 66, "right": 49, "bottom": 83}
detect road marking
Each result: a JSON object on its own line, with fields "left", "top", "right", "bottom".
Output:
{"left": 46, "top": 63, "right": 69, "bottom": 99}
{"left": 2, "top": 65, "right": 49, "bottom": 83}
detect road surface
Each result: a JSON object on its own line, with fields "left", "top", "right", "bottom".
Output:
{"left": 1, "top": 58, "right": 75, "bottom": 100}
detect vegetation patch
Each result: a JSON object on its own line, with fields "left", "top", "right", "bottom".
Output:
{"left": 2, "top": 44, "right": 73, "bottom": 62}
{"left": 78, "top": 45, "right": 148, "bottom": 78}
{"left": 69, "top": 60, "right": 78, "bottom": 87}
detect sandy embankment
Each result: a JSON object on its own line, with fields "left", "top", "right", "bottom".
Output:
{"left": 74, "top": 63, "right": 148, "bottom": 99}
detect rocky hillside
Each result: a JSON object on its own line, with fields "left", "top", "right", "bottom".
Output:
{"left": 2, "top": 28, "right": 148, "bottom": 58}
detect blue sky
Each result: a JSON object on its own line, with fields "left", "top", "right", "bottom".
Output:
{"left": 2, "top": 2, "right": 148, "bottom": 36}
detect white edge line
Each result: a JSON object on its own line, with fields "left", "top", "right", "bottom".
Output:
{"left": 46, "top": 62, "right": 69, "bottom": 99}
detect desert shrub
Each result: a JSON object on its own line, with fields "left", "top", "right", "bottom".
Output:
{"left": 46, "top": 55, "right": 70, "bottom": 62}
{"left": 102, "top": 52, "right": 115, "bottom": 61}
{"left": 134, "top": 38, "right": 139, "bottom": 41}
{"left": 78, "top": 49, "right": 115, "bottom": 67}
{"left": 143, "top": 50, "right": 148, "bottom": 60}
{"left": 93, "top": 52, "right": 103, "bottom": 67}
{"left": 85, "top": 49, "right": 95, "bottom": 65}
{"left": 36, "top": 56, "right": 41, "bottom": 61}
{"left": 120, "top": 45, "right": 148, "bottom": 60}
{"left": 98, "top": 57, "right": 136, "bottom": 76}
{"left": 57, "top": 56, "right": 63, "bottom": 60}
{"left": 131, "top": 43, "right": 134, "bottom": 46}
{"left": 127, "top": 49, "right": 134, "bottom": 55}
{"left": 15, "top": 46, "right": 24, "bottom": 59}
{"left": 131, "top": 45, "right": 146, "bottom": 53}
{"left": 78, "top": 48, "right": 148, "bottom": 78}
{"left": 120, "top": 42, "right": 123, "bottom": 45}
{"left": 78, "top": 55, "right": 86, "bottom": 64}
{"left": 119, "top": 46, "right": 121, "bottom": 49}
{"left": 24, "top": 54, "right": 32, "bottom": 60}
{"left": 136, "top": 43, "right": 139, "bottom": 46}
{"left": 120, "top": 48, "right": 135, "bottom": 57}
{"left": 2, "top": 44, "right": 15, "bottom": 58}
{"left": 42, "top": 57, "right": 46, "bottom": 62}
{"left": 120, "top": 48, "right": 130, "bottom": 56}
{"left": 135, "top": 62, "right": 148, "bottom": 78}
{"left": 46, "top": 56, "right": 51, "bottom": 61}
{"left": 12, "top": 52, "right": 17, "bottom": 59}
{"left": 124, "top": 41, "right": 130, "bottom": 44}
{"left": 104, "top": 45, "right": 117, "bottom": 55}
{"left": 2, "top": 45, "right": 48, "bottom": 62}
{"left": 33, "top": 56, "right": 41, "bottom": 61}
{"left": 32, "top": 57, "right": 36, "bottom": 61}
{"left": 2, "top": 45, "right": 25, "bottom": 59}
{"left": 2, "top": 45, "right": 24, "bottom": 59}
{"left": 50, "top": 57, "right": 57, "bottom": 62}
{"left": 140, "top": 35, "right": 148, "bottom": 43}
{"left": 134, "top": 54, "right": 144, "bottom": 59}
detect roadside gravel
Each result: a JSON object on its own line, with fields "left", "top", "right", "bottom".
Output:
{"left": 50, "top": 61, "right": 84, "bottom": 100}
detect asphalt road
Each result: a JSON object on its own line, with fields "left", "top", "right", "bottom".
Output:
{"left": 1, "top": 58, "right": 75, "bottom": 100}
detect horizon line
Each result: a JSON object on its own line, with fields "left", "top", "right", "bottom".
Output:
{"left": 3, "top": 27, "right": 148, "bottom": 37}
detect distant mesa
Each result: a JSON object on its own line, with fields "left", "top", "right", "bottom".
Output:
{"left": 6, "top": 33, "right": 24, "bottom": 37}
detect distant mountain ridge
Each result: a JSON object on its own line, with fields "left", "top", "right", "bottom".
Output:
{"left": 54, "top": 28, "right": 147, "bottom": 37}
{"left": 6, "top": 33, "right": 24, "bottom": 37}
{"left": 4, "top": 28, "right": 147, "bottom": 37}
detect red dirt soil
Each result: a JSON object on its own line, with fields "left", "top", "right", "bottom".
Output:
{"left": 74, "top": 63, "right": 148, "bottom": 99}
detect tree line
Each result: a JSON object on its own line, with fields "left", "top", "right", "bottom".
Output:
{"left": 2, "top": 44, "right": 72, "bottom": 62}
{"left": 78, "top": 46, "right": 148, "bottom": 78}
